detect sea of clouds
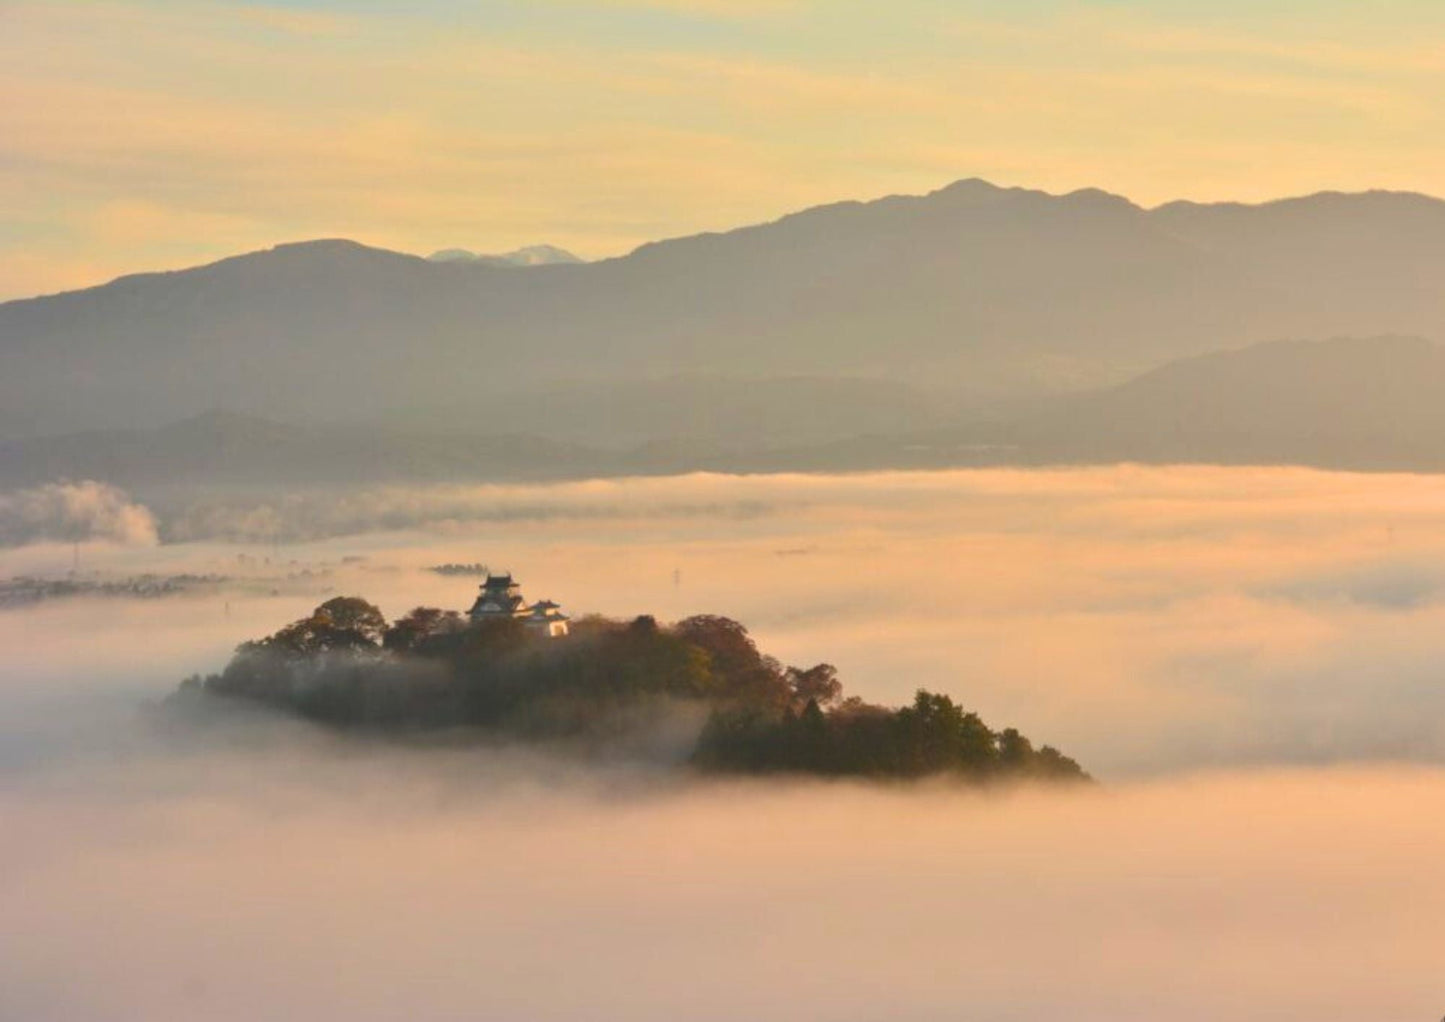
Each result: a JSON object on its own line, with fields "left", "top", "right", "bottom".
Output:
{"left": 0, "top": 480, "right": 158, "bottom": 547}
{"left": 5, "top": 466, "right": 1445, "bottom": 1019}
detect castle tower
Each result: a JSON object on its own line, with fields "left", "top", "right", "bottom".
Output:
{"left": 468, "top": 573, "right": 527, "bottom": 620}
{"left": 467, "top": 572, "right": 570, "bottom": 637}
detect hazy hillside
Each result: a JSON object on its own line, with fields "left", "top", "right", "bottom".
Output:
{"left": 8, "top": 337, "right": 1445, "bottom": 488}
{"left": 751, "top": 336, "right": 1445, "bottom": 474}
{"left": 6, "top": 179, "right": 1445, "bottom": 440}
{"left": 384, "top": 375, "right": 945, "bottom": 446}
{"left": 0, "top": 376, "right": 949, "bottom": 489}
{"left": 0, "top": 411, "right": 603, "bottom": 489}
{"left": 990, "top": 335, "right": 1445, "bottom": 469}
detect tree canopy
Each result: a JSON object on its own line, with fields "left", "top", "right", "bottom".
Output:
{"left": 183, "top": 596, "right": 1088, "bottom": 784}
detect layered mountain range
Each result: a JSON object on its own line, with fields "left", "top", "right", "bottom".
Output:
{"left": 4, "top": 177, "right": 1445, "bottom": 481}
{"left": 5, "top": 335, "right": 1445, "bottom": 487}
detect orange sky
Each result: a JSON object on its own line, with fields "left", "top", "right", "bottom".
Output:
{"left": 6, "top": 0, "right": 1445, "bottom": 298}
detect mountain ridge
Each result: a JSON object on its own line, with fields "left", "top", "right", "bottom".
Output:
{"left": 6, "top": 178, "right": 1445, "bottom": 441}
{"left": 13, "top": 179, "right": 1444, "bottom": 310}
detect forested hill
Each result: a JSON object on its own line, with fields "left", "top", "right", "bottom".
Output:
{"left": 175, "top": 597, "right": 1088, "bottom": 783}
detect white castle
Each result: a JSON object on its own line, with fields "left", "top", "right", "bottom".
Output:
{"left": 467, "top": 572, "right": 570, "bottom": 638}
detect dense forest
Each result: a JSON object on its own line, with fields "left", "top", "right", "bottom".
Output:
{"left": 178, "top": 596, "right": 1087, "bottom": 782}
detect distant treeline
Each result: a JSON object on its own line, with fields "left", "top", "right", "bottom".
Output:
{"left": 428, "top": 563, "right": 490, "bottom": 577}
{"left": 1, "top": 573, "right": 228, "bottom": 609}
{"left": 178, "top": 596, "right": 1087, "bottom": 783}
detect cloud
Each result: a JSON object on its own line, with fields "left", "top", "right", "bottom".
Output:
{"left": 3, "top": 464, "right": 1445, "bottom": 1016}
{"left": 555, "top": 0, "right": 805, "bottom": 15}
{"left": 0, "top": 709, "right": 1441, "bottom": 1021}
{"left": 10, "top": 464, "right": 1445, "bottom": 779}
{"left": 162, "top": 477, "right": 781, "bottom": 543}
{"left": 0, "top": 481, "right": 159, "bottom": 548}
{"left": 232, "top": 5, "right": 354, "bottom": 37}
{"left": 1258, "top": 558, "right": 1445, "bottom": 610}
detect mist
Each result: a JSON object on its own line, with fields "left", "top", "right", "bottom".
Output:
{"left": 0, "top": 480, "right": 158, "bottom": 547}
{"left": 6, "top": 465, "right": 1445, "bottom": 1019}
{"left": 10, "top": 466, "right": 1445, "bottom": 776}
{"left": 3, "top": 725, "right": 1442, "bottom": 1020}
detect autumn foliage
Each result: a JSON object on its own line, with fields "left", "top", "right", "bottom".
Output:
{"left": 182, "top": 597, "right": 1087, "bottom": 782}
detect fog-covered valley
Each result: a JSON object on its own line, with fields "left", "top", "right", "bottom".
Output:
{"left": 8, "top": 749, "right": 1443, "bottom": 1021}
{"left": 13, "top": 465, "right": 1445, "bottom": 776}
{"left": 5, "top": 466, "right": 1445, "bottom": 1019}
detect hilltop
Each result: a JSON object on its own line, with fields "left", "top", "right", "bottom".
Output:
{"left": 174, "top": 593, "right": 1088, "bottom": 784}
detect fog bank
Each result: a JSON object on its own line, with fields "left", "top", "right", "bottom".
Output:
{"left": 0, "top": 480, "right": 157, "bottom": 547}
{"left": 5, "top": 465, "right": 1445, "bottom": 1018}
{"left": 2, "top": 723, "right": 1441, "bottom": 1022}
{"left": 9, "top": 466, "right": 1445, "bottom": 776}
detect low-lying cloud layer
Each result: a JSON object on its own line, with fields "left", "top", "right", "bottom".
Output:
{"left": 9, "top": 466, "right": 1445, "bottom": 776}
{"left": 2, "top": 717, "right": 1441, "bottom": 1022}
{"left": 160, "top": 479, "right": 780, "bottom": 544}
{"left": 0, "top": 480, "right": 158, "bottom": 547}
{"left": 5, "top": 466, "right": 1445, "bottom": 1019}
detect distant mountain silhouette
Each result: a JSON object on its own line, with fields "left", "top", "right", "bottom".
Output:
{"left": 740, "top": 336, "right": 1445, "bottom": 474}
{"left": 0, "top": 410, "right": 601, "bottom": 489}
{"left": 6, "top": 180, "right": 1445, "bottom": 440}
{"left": 383, "top": 374, "right": 944, "bottom": 447}
{"left": 8, "top": 338, "right": 1445, "bottom": 489}
{"left": 0, "top": 376, "right": 943, "bottom": 488}
{"left": 428, "top": 244, "right": 582, "bottom": 266}
{"left": 989, "top": 335, "right": 1445, "bottom": 469}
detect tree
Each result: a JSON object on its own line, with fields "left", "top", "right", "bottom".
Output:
{"left": 788, "top": 663, "right": 842, "bottom": 710}
{"left": 893, "top": 691, "right": 997, "bottom": 776}
{"left": 191, "top": 597, "right": 1091, "bottom": 783}
{"left": 315, "top": 597, "right": 387, "bottom": 646}
{"left": 262, "top": 614, "right": 331, "bottom": 655}
{"left": 997, "top": 728, "right": 1034, "bottom": 768}
{"left": 674, "top": 616, "right": 759, "bottom": 674}
{"left": 252, "top": 597, "right": 387, "bottom": 657}
{"left": 384, "top": 606, "right": 463, "bottom": 651}
{"left": 675, "top": 615, "right": 791, "bottom": 710}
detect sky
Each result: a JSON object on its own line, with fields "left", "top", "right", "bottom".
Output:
{"left": 5, "top": 0, "right": 1445, "bottom": 299}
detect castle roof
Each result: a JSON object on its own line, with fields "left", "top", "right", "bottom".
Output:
{"left": 468, "top": 573, "right": 568, "bottom": 633}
